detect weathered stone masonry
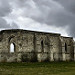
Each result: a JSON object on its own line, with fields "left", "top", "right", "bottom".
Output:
{"left": 0, "top": 29, "right": 74, "bottom": 62}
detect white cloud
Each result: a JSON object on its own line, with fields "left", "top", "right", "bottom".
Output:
{"left": 1, "top": 0, "right": 75, "bottom": 38}
{"left": 0, "top": 0, "right": 19, "bottom": 29}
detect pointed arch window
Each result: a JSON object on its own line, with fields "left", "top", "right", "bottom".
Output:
{"left": 10, "top": 43, "right": 15, "bottom": 53}
{"left": 65, "top": 43, "right": 67, "bottom": 52}
{"left": 41, "top": 40, "right": 44, "bottom": 52}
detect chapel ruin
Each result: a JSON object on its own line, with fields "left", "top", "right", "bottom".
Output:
{"left": 0, "top": 29, "right": 75, "bottom": 62}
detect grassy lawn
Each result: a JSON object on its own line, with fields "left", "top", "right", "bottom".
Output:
{"left": 0, "top": 62, "right": 75, "bottom": 75}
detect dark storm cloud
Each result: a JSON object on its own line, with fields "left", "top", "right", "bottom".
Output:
{"left": 32, "top": 0, "right": 75, "bottom": 26}
{"left": 1, "top": 0, "right": 75, "bottom": 37}
{"left": 15, "top": 0, "right": 75, "bottom": 37}
{"left": 54, "top": 0, "right": 75, "bottom": 14}
{"left": 0, "top": 0, "right": 11, "bottom": 17}
{"left": 0, "top": 0, "right": 19, "bottom": 29}
{"left": 53, "top": 0, "right": 75, "bottom": 37}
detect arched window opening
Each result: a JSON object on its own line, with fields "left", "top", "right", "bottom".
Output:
{"left": 65, "top": 43, "right": 67, "bottom": 52}
{"left": 10, "top": 43, "right": 15, "bottom": 53}
{"left": 41, "top": 40, "right": 44, "bottom": 52}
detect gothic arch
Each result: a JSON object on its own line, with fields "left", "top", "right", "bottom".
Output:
{"left": 65, "top": 43, "right": 67, "bottom": 53}
{"left": 41, "top": 40, "right": 44, "bottom": 52}
{"left": 10, "top": 43, "right": 15, "bottom": 53}
{"left": 9, "top": 35, "right": 15, "bottom": 42}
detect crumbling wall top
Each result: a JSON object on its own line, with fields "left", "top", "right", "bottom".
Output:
{"left": 0, "top": 29, "right": 61, "bottom": 36}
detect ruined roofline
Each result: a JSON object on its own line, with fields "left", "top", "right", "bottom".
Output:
{"left": 0, "top": 29, "right": 61, "bottom": 36}
{"left": 0, "top": 29, "right": 73, "bottom": 38}
{"left": 61, "top": 36, "right": 73, "bottom": 39}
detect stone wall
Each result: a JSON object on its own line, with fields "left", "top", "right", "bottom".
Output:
{"left": 60, "top": 36, "right": 74, "bottom": 61}
{"left": 0, "top": 29, "right": 74, "bottom": 62}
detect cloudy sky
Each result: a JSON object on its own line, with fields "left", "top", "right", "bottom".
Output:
{"left": 0, "top": 0, "right": 75, "bottom": 38}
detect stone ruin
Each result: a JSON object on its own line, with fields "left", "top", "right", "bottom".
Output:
{"left": 0, "top": 29, "right": 74, "bottom": 62}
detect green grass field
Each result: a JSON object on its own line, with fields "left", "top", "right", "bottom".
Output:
{"left": 0, "top": 62, "right": 75, "bottom": 75}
